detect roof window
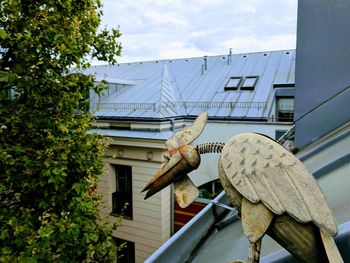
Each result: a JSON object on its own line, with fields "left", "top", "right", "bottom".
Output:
{"left": 224, "top": 77, "right": 243, "bottom": 90}
{"left": 241, "top": 76, "right": 258, "bottom": 90}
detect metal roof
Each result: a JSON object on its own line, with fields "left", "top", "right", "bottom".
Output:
{"left": 84, "top": 50, "right": 295, "bottom": 119}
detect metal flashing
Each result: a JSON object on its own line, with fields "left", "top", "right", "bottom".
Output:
{"left": 299, "top": 129, "right": 350, "bottom": 162}
{"left": 313, "top": 153, "right": 350, "bottom": 179}
{"left": 275, "top": 87, "right": 295, "bottom": 97}
{"left": 89, "top": 129, "right": 173, "bottom": 140}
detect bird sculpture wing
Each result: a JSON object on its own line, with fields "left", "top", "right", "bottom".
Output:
{"left": 221, "top": 133, "right": 338, "bottom": 236}
{"left": 165, "top": 112, "right": 208, "bottom": 152}
{"left": 174, "top": 175, "right": 199, "bottom": 208}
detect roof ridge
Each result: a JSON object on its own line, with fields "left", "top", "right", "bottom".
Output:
{"left": 186, "top": 49, "right": 295, "bottom": 61}
{"left": 159, "top": 64, "right": 178, "bottom": 117}
{"left": 93, "top": 49, "right": 296, "bottom": 65}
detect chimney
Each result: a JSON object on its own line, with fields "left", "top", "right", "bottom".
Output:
{"left": 204, "top": 55, "right": 208, "bottom": 70}
{"left": 228, "top": 48, "right": 232, "bottom": 65}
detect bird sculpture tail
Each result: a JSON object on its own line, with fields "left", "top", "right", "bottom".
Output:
{"left": 320, "top": 230, "right": 343, "bottom": 263}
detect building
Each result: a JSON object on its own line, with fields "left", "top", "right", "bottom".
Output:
{"left": 84, "top": 49, "right": 296, "bottom": 262}
{"left": 144, "top": 0, "right": 350, "bottom": 262}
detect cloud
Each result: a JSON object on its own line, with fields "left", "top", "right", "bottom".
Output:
{"left": 221, "top": 34, "right": 296, "bottom": 53}
{"left": 101, "top": 0, "right": 298, "bottom": 62}
{"left": 158, "top": 41, "right": 217, "bottom": 59}
{"left": 144, "top": 11, "right": 188, "bottom": 27}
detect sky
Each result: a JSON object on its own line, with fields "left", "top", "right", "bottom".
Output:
{"left": 101, "top": 0, "right": 298, "bottom": 63}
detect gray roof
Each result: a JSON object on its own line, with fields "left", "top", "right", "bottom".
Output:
{"left": 85, "top": 50, "right": 295, "bottom": 119}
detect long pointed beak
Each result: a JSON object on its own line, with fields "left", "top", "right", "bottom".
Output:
{"left": 141, "top": 151, "right": 182, "bottom": 195}
{"left": 142, "top": 146, "right": 200, "bottom": 200}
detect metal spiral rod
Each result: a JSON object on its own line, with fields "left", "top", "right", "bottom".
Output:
{"left": 195, "top": 142, "right": 225, "bottom": 154}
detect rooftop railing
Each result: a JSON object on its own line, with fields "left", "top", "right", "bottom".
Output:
{"left": 94, "top": 103, "right": 157, "bottom": 111}
{"left": 94, "top": 101, "right": 267, "bottom": 111}
{"left": 178, "top": 101, "right": 267, "bottom": 109}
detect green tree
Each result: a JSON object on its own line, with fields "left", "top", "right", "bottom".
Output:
{"left": 0, "top": 0, "right": 121, "bottom": 261}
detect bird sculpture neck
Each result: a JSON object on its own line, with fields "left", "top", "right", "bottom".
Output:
{"left": 195, "top": 142, "right": 225, "bottom": 154}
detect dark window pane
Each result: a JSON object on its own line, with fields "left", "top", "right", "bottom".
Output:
{"left": 114, "top": 238, "right": 135, "bottom": 263}
{"left": 278, "top": 98, "right": 294, "bottom": 112}
{"left": 276, "top": 97, "right": 294, "bottom": 122}
{"left": 112, "top": 165, "right": 133, "bottom": 218}
{"left": 116, "top": 166, "right": 131, "bottom": 192}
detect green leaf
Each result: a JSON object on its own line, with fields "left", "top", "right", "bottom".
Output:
{"left": 0, "top": 29, "right": 8, "bottom": 39}
{"left": 0, "top": 71, "right": 16, "bottom": 83}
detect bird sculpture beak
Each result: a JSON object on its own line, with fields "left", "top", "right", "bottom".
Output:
{"left": 142, "top": 145, "right": 200, "bottom": 200}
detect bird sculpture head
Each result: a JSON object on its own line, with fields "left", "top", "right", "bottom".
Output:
{"left": 142, "top": 112, "right": 208, "bottom": 208}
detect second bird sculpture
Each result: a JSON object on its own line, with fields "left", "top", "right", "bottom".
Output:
{"left": 142, "top": 112, "right": 343, "bottom": 263}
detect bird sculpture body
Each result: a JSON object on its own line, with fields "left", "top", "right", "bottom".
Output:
{"left": 142, "top": 112, "right": 343, "bottom": 263}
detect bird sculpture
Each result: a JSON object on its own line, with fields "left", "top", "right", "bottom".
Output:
{"left": 142, "top": 112, "right": 343, "bottom": 263}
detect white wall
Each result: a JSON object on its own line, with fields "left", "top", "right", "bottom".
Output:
{"left": 98, "top": 142, "right": 171, "bottom": 263}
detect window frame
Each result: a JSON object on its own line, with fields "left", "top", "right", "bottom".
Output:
{"left": 111, "top": 164, "right": 133, "bottom": 219}
{"left": 240, "top": 76, "right": 259, "bottom": 90}
{"left": 273, "top": 84, "right": 295, "bottom": 123}
{"left": 224, "top": 77, "right": 243, "bottom": 91}
{"left": 275, "top": 96, "right": 294, "bottom": 122}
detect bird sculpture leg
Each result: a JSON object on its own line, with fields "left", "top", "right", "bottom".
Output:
{"left": 320, "top": 229, "right": 343, "bottom": 263}
{"left": 241, "top": 198, "right": 273, "bottom": 263}
{"left": 247, "top": 239, "right": 261, "bottom": 263}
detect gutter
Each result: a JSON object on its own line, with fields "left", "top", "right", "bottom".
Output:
{"left": 145, "top": 191, "right": 229, "bottom": 263}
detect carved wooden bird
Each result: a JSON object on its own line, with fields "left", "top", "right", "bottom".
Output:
{"left": 142, "top": 112, "right": 343, "bottom": 263}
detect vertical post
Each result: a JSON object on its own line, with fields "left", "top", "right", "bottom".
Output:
{"left": 228, "top": 48, "right": 232, "bottom": 65}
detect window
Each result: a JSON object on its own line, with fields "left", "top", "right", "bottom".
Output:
{"left": 276, "top": 97, "right": 294, "bottom": 122}
{"left": 198, "top": 179, "right": 223, "bottom": 199}
{"left": 114, "top": 238, "right": 135, "bottom": 263}
{"left": 224, "top": 76, "right": 259, "bottom": 91}
{"left": 224, "top": 77, "right": 242, "bottom": 90}
{"left": 241, "top": 76, "right": 258, "bottom": 90}
{"left": 275, "top": 129, "right": 287, "bottom": 140}
{"left": 112, "top": 165, "right": 133, "bottom": 219}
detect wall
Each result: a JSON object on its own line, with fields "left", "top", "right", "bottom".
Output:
{"left": 295, "top": 0, "right": 350, "bottom": 149}
{"left": 97, "top": 141, "right": 171, "bottom": 263}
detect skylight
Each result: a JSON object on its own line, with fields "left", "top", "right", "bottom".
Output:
{"left": 241, "top": 76, "right": 258, "bottom": 90}
{"left": 224, "top": 77, "right": 242, "bottom": 90}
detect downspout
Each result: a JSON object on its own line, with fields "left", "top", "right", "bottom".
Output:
{"left": 170, "top": 118, "right": 176, "bottom": 131}
{"left": 169, "top": 117, "right": 175, "bottom": 235}
{"left": 170, "top": 184, "right": 175, "bottom": 235}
